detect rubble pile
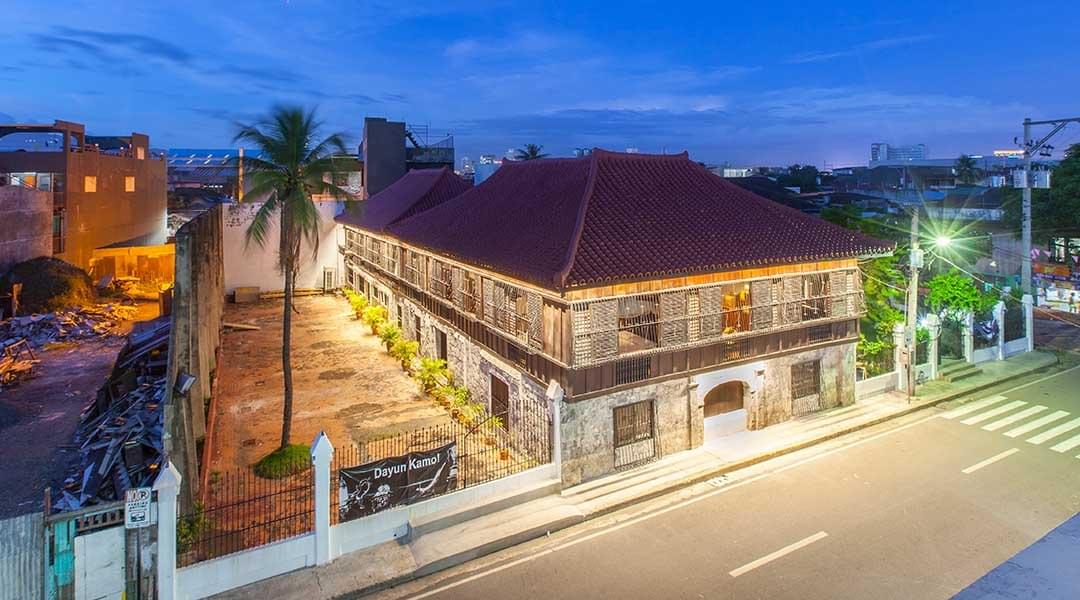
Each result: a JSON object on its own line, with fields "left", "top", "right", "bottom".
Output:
{"left": 0, "top": 304, "right": 138, "bottom": 348}
{"left": 53, "top": 317, "right": 170, "bottom": 512}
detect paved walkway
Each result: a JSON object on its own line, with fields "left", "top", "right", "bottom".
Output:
{"left": 211, "top": 350, "right": 1060, "bottom": 600}
{"left": 953, "top": 512, "right": 1080, "bottom": 599}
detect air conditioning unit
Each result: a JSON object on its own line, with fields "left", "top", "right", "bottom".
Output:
{"left": 1033, "top": 170, "right": 1052, "bottom": 189}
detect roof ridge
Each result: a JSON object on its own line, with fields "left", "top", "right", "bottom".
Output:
{"left": 553, "top": 153, "right": 601, "bottom": 291}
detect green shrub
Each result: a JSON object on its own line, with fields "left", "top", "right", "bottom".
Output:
{"left": 253, "top": 444, "right": 310, "bottom": 479}
{"left": 177, "top": 501, "right": 211, "bottom": 554}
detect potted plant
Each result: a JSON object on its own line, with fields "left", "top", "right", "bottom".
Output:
{"left": 417, "top": 358, "right": 450, "bottom": 393}
{"left": 378, "top": 323, "right": 401, "bottom": 352}
{"left": 448, "top": 385, "right": 470, "bottom": 419}
{"left": 483, "top": 416, "right": 503, "bottom": 446}
{"left": 345, "top": 289, "right": 367, "bottom": 319}
{"left": 361, "top": 305, "right": 387, "bottom": 335}
{"left": 390, "top": 339, "right": 419, "bottom": 372}
{"left": 434, "top": 384, "right": 453, "bottom": 408}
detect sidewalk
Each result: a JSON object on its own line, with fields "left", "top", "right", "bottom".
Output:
{"left": 213, "top": 350, "right": 1059, "bottom": 600}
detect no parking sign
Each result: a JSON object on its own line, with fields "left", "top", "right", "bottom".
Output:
{"left": 124, "top": 487, "right": 153, "bottom": 529}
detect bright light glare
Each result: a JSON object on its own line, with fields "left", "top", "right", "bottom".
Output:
{"left": 935, "top": 235, "right": 952, "bottom": 248}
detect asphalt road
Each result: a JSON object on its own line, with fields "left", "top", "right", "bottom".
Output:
{"left": 373, "top": 363, "right": 1080, "bottom": 600}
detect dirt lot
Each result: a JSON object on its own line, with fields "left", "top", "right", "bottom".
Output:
{"left": 208, "top": 294, "right": 454, "bottom": 472}
{"left": 0, "top": 301, "right": 159, "bottom": 518}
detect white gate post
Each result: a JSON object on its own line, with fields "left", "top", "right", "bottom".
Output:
{"left": 925, "top": 313, "right": 941, "bottom": 380}
{"left": 1022, "top": 294, "right": 1035, "bottom": 352}
{"left": 311, "top": 432, "right": 334, "bottom": 565}
{"left": 546, "top": 380, "right": 564, "bottom": 478}
{"left": 892, "top": 323, "right": 906, "bottom": 392}
{"left": 962, "top": 312, "right": 975, "bottom": 363}
{"left": 994, "top": 301, "right": 1006, "bottom": 361}
{"left": 153, "top": 461, "right": 182, "bottom": 600}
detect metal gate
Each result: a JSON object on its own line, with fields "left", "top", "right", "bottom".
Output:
{"left": 0, "top": 512, "right": 44, "bottom": 600}
{"left": 44, "top": 501, "right": 156, "bottom": 600}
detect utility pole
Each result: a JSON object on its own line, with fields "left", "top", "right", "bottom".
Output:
{"left": 905, "top": 209, "right": 922, "bottom": 399}
{"left": 1018, "top": 116, "right": 1080, "bottom": 294}
{"left": 1021, "top": 119, "right": 1031, "bottom": 294}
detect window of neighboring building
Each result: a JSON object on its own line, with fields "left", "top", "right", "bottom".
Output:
{"left": 617, "top": 295, "right": 659, "bottom": 353}
{"left": 791, "top": 360, "right": 821, "bottom": 399}
{"left": 489, "top": 375, "right": 509, "bottom": 424}
{"left": 52, "top": 209, "right": 65, "bottom": 254}
{"left": 125, "top": 176, "right": 135, "bottom": 192}
{"left": 435, "top": 327, "right": 448, "bottom": 361}
{"left": 84, "top": 176, "right": 97, "bottom": 193}
{"left": 136, "top": 146, "right": 145, "bottom": 160}
{"left": 613, "top": 400, "right": 654, "bottom": 448}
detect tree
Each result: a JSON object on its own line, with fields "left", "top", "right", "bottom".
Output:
{"left": 1003, "top": 143, "right": 1080, "bottom": 239}
{"left": 955, "top": 154, "right": 979, "bottom": 184}
{"left": 514, "top": 143, "right": 549, "bottom": 161}
{"left": 777, "top": 164, "right": 820, "bottom": 193}
{"left": 234, "top": 106, "right": 353, "bottom": 451}
{"left": 926, "top": 270, "right": 999, "bottom": 317}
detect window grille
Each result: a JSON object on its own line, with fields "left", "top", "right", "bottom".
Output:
{"left": 613, "top": 400, "right": 654, "bottom": 448}
{"left": 615, "top": 356, "right": 652, "bottom": 385}
{"left": 791, "top": 360, "right": 821, "bottom": 399}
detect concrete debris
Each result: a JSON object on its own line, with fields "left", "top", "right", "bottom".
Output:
{"left": 0, "top": 304, "right": 138, "bottom": 349}
{"left": 52, "top": 317, "right": 170, "bottom": 512}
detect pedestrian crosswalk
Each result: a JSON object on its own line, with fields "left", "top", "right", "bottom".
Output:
{"left": 941, "top": 395, "right": 1080, "bottom": 459}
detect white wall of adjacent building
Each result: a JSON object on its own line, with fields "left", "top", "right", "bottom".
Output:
{"left": 222, "top": 200, "right": 344, "bottom": 295}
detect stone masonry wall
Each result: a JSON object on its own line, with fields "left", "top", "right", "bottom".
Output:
{"left": 560, "top": 378, "right": 693, "bottom": 486}
{"left": 747, "top": 342, "right": 855, "bottom": 429}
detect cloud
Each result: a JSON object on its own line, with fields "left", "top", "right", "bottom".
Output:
{"left": 786, "top": 35, "right": 934, "bottom": 64}
{"left": 54, "top": 26, "right": 192, "bottom": 65}
{"left": 444, "top": 30, "right": 576, "bottom": 62}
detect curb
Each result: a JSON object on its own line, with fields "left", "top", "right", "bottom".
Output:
{"left": 330, "top": 354, "right": 1059, "bottom": 599}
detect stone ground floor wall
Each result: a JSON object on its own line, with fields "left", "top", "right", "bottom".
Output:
{"left": 560, "top": 378, "right": 693, "bottom": 486}
{"left": 561, "top": 341, "right": 856, "bottom": 485}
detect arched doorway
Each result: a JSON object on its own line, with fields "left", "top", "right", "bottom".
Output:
{"left": 704, "top": 381, "right": 744, "bottom": 417}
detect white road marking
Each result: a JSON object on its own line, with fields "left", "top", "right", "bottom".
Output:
{"left": 962, "top": 448, "right": 1020, "bottom": 474}
{"left": 1049, "top": 432, "right": 1080, "bottom": 453}
{"left": 729, "top": 531, "right": 829, "bottom": 578}
{"left": 1027, "top": 418, "right": 1080, "bottom": 445}
{"left": 403, "top": 366, "right": 1080, "bottom": 600}
{"left": 941, "top": 395, "right": 1008, "bottom": 419}
{"left": 1003, "top": 411, "right": 1071, "bottom": 438}
{"left": 983, "top": 405, "right": 1048, "bottom": 431}
{"left": 960, "top": 400, "right": 1027, "bottom": 425}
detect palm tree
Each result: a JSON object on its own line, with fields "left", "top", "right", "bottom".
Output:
{"left": 955, "top": 154, "right": 979, "bottom": 184}
{"left": 514, "top": 143, "right": 549, "bottom": 161}
{"left": 234, "top": 106, "right": 353, "bottom": 451}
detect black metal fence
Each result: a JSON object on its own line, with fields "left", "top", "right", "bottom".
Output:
{"left": 331, "top": 414, "right": 551, "bottom": 525}
{"left": 1004, "top": 299, "right": 1026, "bottom": 342}
{"left": 177, "top": 461, "right": 315, "bottom": 568}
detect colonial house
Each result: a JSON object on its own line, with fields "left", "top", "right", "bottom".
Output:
{"left": 337, "top": 151, "right": 893, "bottom": 485}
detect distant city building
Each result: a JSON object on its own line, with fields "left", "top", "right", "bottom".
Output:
{"left": 363, "top": 118, "right": 454, "bottom": 197}
{"left": 0, "top": 119, "right": 167, "bottom": 272}
{"left": 870, "top": 142, "right": 928, "bottom": 163}
{"left": 993, "top": 149, "right": 1025, "bottom": 158}
{"left": 572, "top": 148, "right": 592, "bottom": 157}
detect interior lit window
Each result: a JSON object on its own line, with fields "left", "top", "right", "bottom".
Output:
{"left": 125, "top": 176, "right": 135, "bottom": 192}
{"left": 84, "top": 176, "right": 97, "bottom": 193}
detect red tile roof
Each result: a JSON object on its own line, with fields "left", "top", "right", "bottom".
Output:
{"left": 334, "top": 167, "right": 471, "bottom": 232}
{"left": 386, "top": 150, "right": 894, "bottom": 291}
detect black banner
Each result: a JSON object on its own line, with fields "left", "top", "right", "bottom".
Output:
{"left": 338, "top": 442, "right": 458, "bottom": 522}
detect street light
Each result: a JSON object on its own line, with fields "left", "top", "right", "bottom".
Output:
{"left": 935, "top": 235, "right": 952, "bottom": 249}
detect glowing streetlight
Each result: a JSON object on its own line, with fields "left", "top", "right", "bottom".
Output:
{"left": 934, "top": 235, "right": 953, "bottom": 248}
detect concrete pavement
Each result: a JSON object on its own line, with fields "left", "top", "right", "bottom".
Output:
{"left": 365, "top": 363, "right": 1080, "bottom": 600}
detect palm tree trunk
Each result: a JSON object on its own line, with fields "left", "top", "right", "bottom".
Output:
{"left": 280, "top": 267, "right": 295, "bottom": 449}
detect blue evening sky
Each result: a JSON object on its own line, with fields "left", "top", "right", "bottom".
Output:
{"left": 2, "top": 0, "right": 1077, "bottom": 167}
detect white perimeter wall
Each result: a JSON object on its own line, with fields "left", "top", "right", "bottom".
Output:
{"left": 222, "top": 201, "right": 344, "bottom": 295}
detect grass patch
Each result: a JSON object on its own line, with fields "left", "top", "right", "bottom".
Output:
{"left": 253, "top": 444, "right": 310, "bottom": 479}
